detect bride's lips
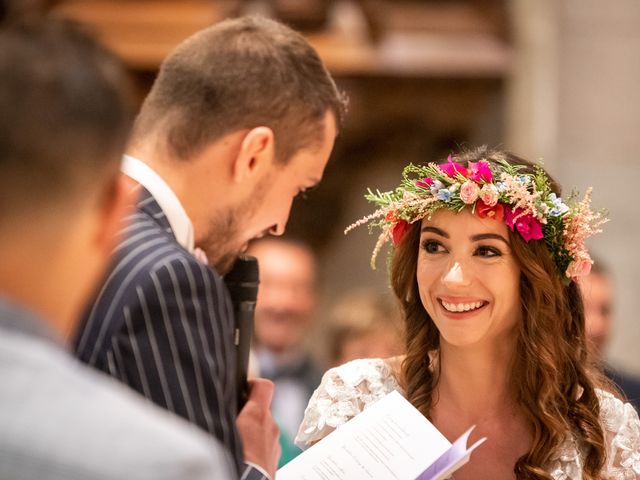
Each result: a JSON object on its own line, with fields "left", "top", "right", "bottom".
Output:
{"left": 437, "top": 296, "right": 488, "bottom": 318}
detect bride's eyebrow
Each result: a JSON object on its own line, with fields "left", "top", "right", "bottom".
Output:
{"left": 471, "top": 233, "right": 510, "bottom": 246}
{"left": 421, "top": 226, "right": 448, "bottom": 238}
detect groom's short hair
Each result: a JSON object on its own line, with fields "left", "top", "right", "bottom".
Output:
{"left": 132, "top": 16, "right": 347, "bottom": 164}
{"left": 0, "top": 20, "right": 133, "bottom": 222}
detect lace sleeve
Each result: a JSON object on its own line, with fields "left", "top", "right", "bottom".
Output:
{"left": 598, "top": 389, "right": 640, "bottom": 478}
{"left": 294, "top": 358, "right": 400, "bottom": 450}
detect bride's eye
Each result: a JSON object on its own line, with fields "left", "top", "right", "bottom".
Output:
{"left": 475, "top": 245, "right": 501, "bottom": 257}
{"left": 421, "top": 239, "right": 445, "bottom": 254}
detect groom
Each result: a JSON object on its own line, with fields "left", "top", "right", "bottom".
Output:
{"left": 74, "top": 15, "right": 346, "bottom": 480}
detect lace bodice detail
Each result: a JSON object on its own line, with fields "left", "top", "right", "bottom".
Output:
{"left": 295, "top": 358, "right": 640, "bottom": 479}
{"left": 295, "top": 358, "right": 401, "bottom": 449}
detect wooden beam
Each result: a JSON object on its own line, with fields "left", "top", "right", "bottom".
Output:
{"left": 54, "top": 0, "right": 510, "bottom": 76}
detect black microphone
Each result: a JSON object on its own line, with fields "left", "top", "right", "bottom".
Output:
{"left": 224, "top": 255, "right": 259, "bottom": 411}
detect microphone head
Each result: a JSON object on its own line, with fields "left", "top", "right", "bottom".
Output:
{"left": 225, "top": 255, "right": 259, "bottom": 303}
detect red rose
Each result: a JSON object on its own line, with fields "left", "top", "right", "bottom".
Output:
{"left": 391, "top": 220, "right": 410, "bottom": 245}
{"left": 476, "top": 201, "right": 504, "bottom": 222}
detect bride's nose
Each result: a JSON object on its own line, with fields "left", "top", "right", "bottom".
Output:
{"left": 442, "top": 261, "right": 472, "bottom": 287}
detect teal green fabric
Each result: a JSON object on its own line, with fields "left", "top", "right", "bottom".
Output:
{"left": 277, "top": 429, "right": 302, "bottom": 468}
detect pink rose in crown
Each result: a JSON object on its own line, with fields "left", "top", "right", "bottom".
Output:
{"left": 479, "top": 184, "right": 499, "bottom": 207}
{"left": 416, "top": 177, "right": 433, "bottom": 189}
{"left": 468, "top": 160, "right": 492, "bottom": 183}
{"left": 438, "top": 155, "right": 468, "bottom": 177}
{"left": 567, "top": 256, "right": 593, "bottom": 278}
{"left": 504, "top": 206, "right": 543, "bottom": 242}
{"left": 460, "top": 181, "right": 480, "bottom": 204}
{"left": 391, "top": 220, "right": 410, "bottom": 245}
{"left": 476, "top": 201, "right": 504, "bottom": 222}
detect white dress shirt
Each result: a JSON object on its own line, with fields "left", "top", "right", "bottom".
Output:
{"left": 122, "top": 155, "right": 195, "bottom": 253}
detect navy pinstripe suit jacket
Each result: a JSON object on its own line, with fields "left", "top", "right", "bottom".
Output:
{"left": 74, "top": 188, "right": 266, "bottom": 480}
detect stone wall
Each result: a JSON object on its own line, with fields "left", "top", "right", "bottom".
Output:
{"left": 509, "top": 0, "right": 640, "bottom": 373}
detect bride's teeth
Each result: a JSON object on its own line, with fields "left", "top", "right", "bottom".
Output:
{"left": 442, "top": 301, "right": 483, "bottom": 312}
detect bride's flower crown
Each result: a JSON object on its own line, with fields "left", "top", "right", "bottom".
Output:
{"left": 345, "top": 155, "right": 608, "bottom": 280}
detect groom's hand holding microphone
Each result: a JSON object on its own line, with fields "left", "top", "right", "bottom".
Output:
{"left": 226, "top": 256, "right": 281, "bottom": 478}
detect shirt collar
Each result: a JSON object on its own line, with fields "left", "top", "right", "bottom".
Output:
{"left": 122, "top": 155, "right": 195, "bottom": 252}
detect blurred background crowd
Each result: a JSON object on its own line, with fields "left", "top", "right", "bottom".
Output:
{"left": 6, "top": 0, "right": 640, "bottom": 466}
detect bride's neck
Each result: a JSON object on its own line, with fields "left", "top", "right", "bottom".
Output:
{"left": 434, "top": 341, "right": 517, "bottom": 419}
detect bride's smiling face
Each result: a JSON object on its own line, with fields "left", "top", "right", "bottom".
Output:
{"left": 417, "top": 208, "right": 522, "bottom": 348}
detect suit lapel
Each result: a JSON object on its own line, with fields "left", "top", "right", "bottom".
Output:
{"left": 136, "top": 186, "right": 175, "bottom": 239}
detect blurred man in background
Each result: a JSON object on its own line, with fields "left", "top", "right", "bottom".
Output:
{"left": 248, "top": 238, "right": 322, "bottom": 465}
{"left": 580, "top": 260, "right": 640, "bottom": 410}
{"left": 0, "top": 18, "right": 232, "bottom": 479}
{"left": 326, "top": 288, "right": 404, "bottom": 367}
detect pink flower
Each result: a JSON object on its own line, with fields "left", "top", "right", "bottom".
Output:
{"left": 479, "top": 184, "right": 499, "bottom": 207}
{"left": 416, "top": 177, "right": 433, "bottom": 189}
{"left": 476, "top": 201, "right": 504, "bottom": 222}
{"left": 468, "top": 160, "right": 492, "bottom": 183}
{"left": 391, "top": 220, "right": 410, "bottom": 245}
{"left": 193, "top": 247, "right": 209, "bottom": 265}
{"left": 460, "top": 181, "right": 480, "bottom": 204}
{"left": 567, "top": 258, "right": 593, "bottom": 278}
{"left": 438, "top": 155, "right": 468, "bottom": 178}
{"left": 504, "top": 206, "right": 544, "bottom": 242}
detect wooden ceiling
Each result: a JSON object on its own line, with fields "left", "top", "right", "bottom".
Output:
{"left": 52, "top": 0, "right": 511, "bottom": 77}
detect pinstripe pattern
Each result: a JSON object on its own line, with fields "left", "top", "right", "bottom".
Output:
{"left": 74, "top": 188, "right": 266, "bottom": 479}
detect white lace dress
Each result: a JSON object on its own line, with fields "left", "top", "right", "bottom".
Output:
{"left": 295, "top": 358, "right": 640, "bottom": 479}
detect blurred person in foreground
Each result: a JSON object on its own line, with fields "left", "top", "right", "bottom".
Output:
{"left": 247, "top": 238, "right": 322, "bottom": 466}
{"left": 579, "top": 259, "right": 640, "bottom": 410}
{"left": 296, "top": 147, "right": 640, "bottom": 478}
{"left": 326, "top": 289, "right": 404, "bottom": 367}
{"left": 73, "top": 15, "right": 347, "bottom": 480}
{"left": 0, "top": 19, "right": 233, "bottom": 480}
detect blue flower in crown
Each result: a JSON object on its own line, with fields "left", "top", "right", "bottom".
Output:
{"left": 437, "top": 189, "right": 452, "bottom": 202}
{"left": 430, "top": 180, "right": 444, "bottom": 196}
{"left": 549, "top": 193, "right": 570, "bottom": 217}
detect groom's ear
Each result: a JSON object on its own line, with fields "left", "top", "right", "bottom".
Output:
{"left": 232, "top": 126, "right": 276, "bottom": 184}
{"left": 94, "top": 172, "right": 136, "bottom": 255}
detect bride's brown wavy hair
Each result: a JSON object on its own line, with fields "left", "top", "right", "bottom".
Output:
{"left": 392, "top": 147, "right": 606, "bottom": 479}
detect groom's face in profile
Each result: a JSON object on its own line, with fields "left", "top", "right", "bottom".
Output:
{"left": 198, "top": 111, "right": 336, "bottom": 274}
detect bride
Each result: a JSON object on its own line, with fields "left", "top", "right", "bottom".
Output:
{"left": 296, "top": 147, "right": 640, "bottom": 479}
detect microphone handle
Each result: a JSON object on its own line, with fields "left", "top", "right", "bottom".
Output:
{"left": 235, "top": 300, "right": 255, "bottom": 411}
